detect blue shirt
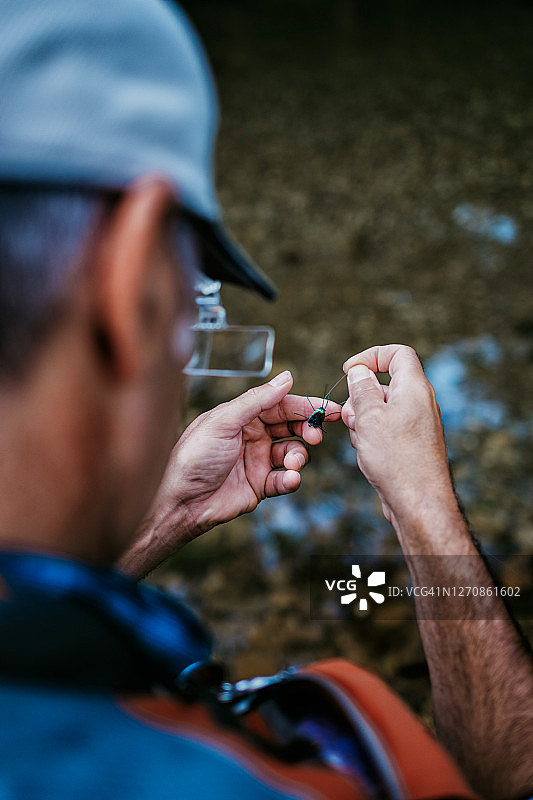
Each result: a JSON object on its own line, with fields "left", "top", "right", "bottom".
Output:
{"left": 0, "top": 552, "right": 364, "bottom": 800}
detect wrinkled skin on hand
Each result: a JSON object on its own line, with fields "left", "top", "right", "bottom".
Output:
{"left": 341, "top": 344, "right": 454, "bottom": 528}
{"left": 145, "top": 371, "right": 342, "bottom": 547}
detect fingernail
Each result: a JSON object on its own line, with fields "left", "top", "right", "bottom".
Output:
{"left": 269, "top": 370, "right": 291, "bottom": 386}
{"left": 295, "top": 452, "right": 306, "bottom": 467}
{"left": 348, "top": 364, "right": 373, "bottom": 384}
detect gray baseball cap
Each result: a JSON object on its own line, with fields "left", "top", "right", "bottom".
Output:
{"left": 0, "top": 0, "right": 276, "bottom": 300}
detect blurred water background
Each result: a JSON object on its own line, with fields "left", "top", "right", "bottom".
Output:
{"left": 156, "top": 0, "right": 533, "bottom": 720}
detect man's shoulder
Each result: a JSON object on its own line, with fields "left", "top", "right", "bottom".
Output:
{"left": 0, "top": 586, "right": 159, "bottom": 690}
{"left": 0, "top": 577, "right": 364, "bottom": 800}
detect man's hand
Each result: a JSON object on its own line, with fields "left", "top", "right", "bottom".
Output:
{"left": 120, "top": 370, "right": 341, "bottom": 577}
{"left": 341, "top": 344, "right": 459, "bottom": 539}
{"left": 342, "top": 344, "right": 533, "bottom": 799}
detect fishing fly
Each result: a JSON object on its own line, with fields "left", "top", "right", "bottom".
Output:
{"left": 293, "top": 373, "right": 347, "bottom": 432}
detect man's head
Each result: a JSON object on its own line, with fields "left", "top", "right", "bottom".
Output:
{"left": 0, "top": 0, "right": 272, "bottom": 563}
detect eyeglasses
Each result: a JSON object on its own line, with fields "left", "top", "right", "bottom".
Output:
{"left": 182, "top": 279, "right": 275, "bottom": 378}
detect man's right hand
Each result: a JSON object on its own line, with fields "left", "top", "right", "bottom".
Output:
{"left": 341, "top": 344, "right": 458, "bottom": 537}
{"left": 341, "top": 346, "right": 533, "bottom": 800}
{"left": 119, "top": 372, "right": 341, "bottom": 578}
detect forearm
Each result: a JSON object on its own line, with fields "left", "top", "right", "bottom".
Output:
{"left": 342, "top": 346, "right": 533, "bottom": 796}
{"left": 118, "top": 498, "right": 200, "bottom": 580}
{"left": 393, "top": 500, "right": 533, "bottom": 799}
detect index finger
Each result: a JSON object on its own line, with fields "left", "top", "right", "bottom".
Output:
{"left": 261, "top": 394, "right": 342, "bottom": 445}
{"left": 266, "top": 418, "right": 323, "bottom": 445}
{"left": 343, "top": 344, "right": 423, "bottom": 380}
{"left": 260, "top": 394, "right": 343, "bottom": 426}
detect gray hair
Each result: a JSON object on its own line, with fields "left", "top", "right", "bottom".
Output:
{"left": 0, "top": 184, "right": 196, "bottom": 380}
{"left": 0, "top": 184, "right": 116, "bottom": 379}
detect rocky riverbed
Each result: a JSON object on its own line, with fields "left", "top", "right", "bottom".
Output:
{"left": 155, "top": 0, "right": 533, "bottom": 720}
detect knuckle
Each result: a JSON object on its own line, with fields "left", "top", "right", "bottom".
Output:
{"left": 341, "top": 400, "right": 354, "bottom": 419}
{"left": 211, "top": 399, "right": 231, "bottom": 416}
{"left": 356, "top": 404, "right": 383, "bottom": 429}
{"left": 350, "top": 383, "right": 378, "bottom": 405}
{"left": 415, "top": 378, "right": 437, "bottom": 405}
{"left": 244, "top": 386, "right": 261, "bottom": 404}
{"left": 399, "top": 344, "right": 422, "bottom": 368}
{"left": 426, "top": 382, "right": 438, "bottom": 404}
{"left": 190, "top": 408, "right": 216, "bottom": 430}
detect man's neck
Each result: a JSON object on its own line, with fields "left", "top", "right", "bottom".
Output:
{"left": 0, "top": 350, "right": 116, "bottom": 566}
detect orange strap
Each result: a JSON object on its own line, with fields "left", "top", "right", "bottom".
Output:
{"left": 120, "top": 693, "right": 368, "bottom": 800}
{"left": 120, "top": 657, "right": 479, "bottom": 800}
{"left": 304, "top": 659, "right": 479, "bottom": 800}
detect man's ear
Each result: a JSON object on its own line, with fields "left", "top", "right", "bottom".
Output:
{"left": 90, "top": 177, "right": 177, "bottom": 380}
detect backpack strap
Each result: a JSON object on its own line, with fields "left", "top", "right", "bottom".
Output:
{"left": 121, "top": 692, "right": 370, "bottom": 800}
{"left": 129, "top": 658, "right": 478, "bottom": 799}
{"left": 300, "top": 660, "right": 479, "bottom": 800}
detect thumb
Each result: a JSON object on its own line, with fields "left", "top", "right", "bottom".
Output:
{"left": 227, "top": 370, "right": 294, "bottom": 426}
{"left": 346, "top": 364, "right": 385, "bottom": 418}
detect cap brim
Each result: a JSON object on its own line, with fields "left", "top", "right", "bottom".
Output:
{"left": 187, "top": 214, "right": 277, "bottom": 301}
